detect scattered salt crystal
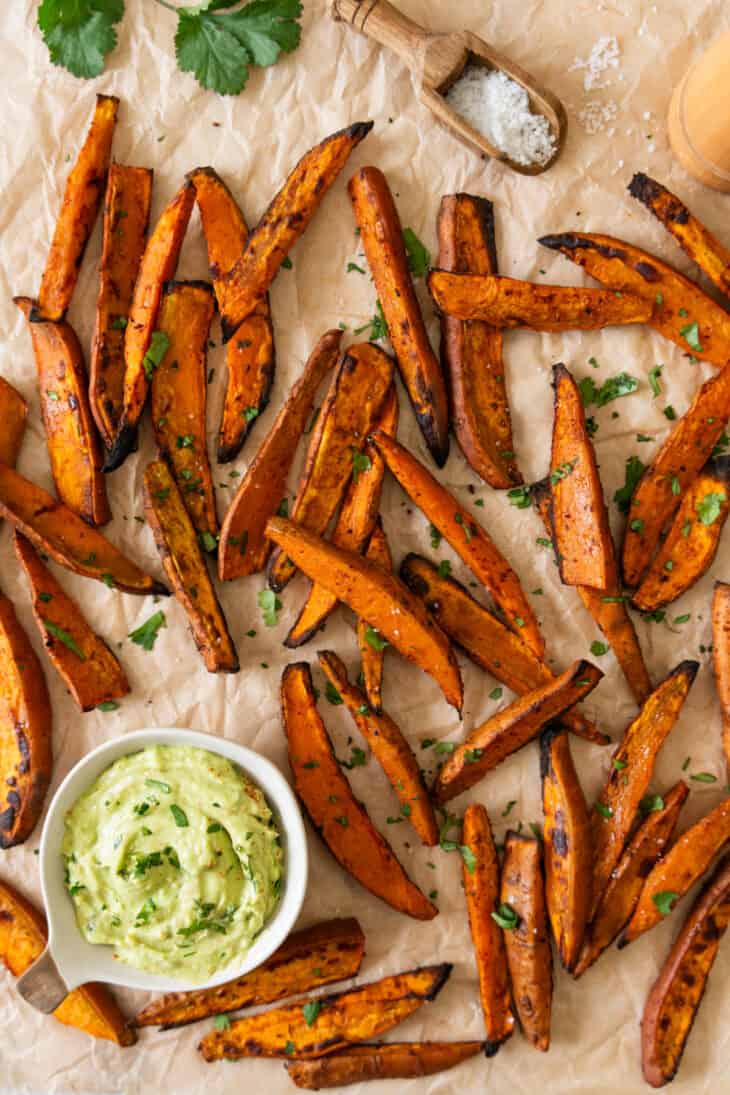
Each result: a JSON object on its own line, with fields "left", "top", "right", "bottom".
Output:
{"left": 570, "top": 35, "right": 621, "bottom": 91}
{"left": 578, "top": 99, "right": 617, "bottom": 135}
{"left": 445, "top": 66, "right": 556, "bottom": 167}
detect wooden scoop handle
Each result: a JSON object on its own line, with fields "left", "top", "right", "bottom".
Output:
{"left": 332, "top": 0, "right": 430, "bottom": 70}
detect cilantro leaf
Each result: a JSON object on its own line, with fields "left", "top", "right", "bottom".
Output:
{"left": 258, "top": 589, "right": 282, "bottom": 627}
{"left": 128, "top": 610, "right": 167, "bottom": 651}
{"left": 43, "top": 619, "right": 85, "bottom": 660}
{"left": 696, "top": 491, "right": 726, "bottom": 526}
{"left": 579, "top": 372, "right": 639, "bottom": 408}
{"left": 403, "top": 227, "right": 430, "bottom": 277}
{"left": 143, "top": 331, "right": 170, "bottom": 380}
{"left": 491, "top": 902, "right": 520, "bottom": 930}
{"left": 38, "top": 0, "right": 124, "bottom": 79}
{"left": 614, "top": 455, "right": 646, "bottom": 514}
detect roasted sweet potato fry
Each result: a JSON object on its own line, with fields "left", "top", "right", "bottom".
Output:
{"left": 268, "top": 342, "right": 393, "bottom": 592}
{"left": 135, "top": 918, "right": 365, "bottom": 1030}
{"left": 433, "top": 660, "right": 602, "bottom": 803}
{"left": 500, "top": 831, "right": 552, "bottom": 1051}
{"left": 0, "top": 463, "right": 167, "bottom": 596}
{"left": 631, "top": 459, "right": 730, "bottom": 612}
{"left": 143, "top": 461, "right": 237, "bottom": 673}
{"left": 218, "top": 122, "right": 373, "bottom": 341}
{"left": 317, "top": 650, "right": 438, "bottom": 846}
{"left": 541, "top": 726, "right": 592, "bottom": 970}
{"left": 461, "top": 803, "right": 515, "bottom": 1053}
{"left": 0, "top": 878, "right": 135, "bottom": 1045}
{"left": 437, "top": 193, "right": 520, "bottom": 488}
{"left": 621, "top": 797, "right": 730, "bottom": 946}
{"left": 591, "top": 662, "right": 697, "bottom": 920}
{"left": 198, "top": 963, "right": 450, "bottom": 1061}
{"left": 15, "top": 297, "right": 110, "bottom": 527}
{"left": 270, "top": 523, "right": 462, "bottom": 711}
{"left": 427, "top": 271, "right": 652, "bottom": 330}
{"left": 286, "top": 1041, "right": 484, "bottom": 1089}
{"left": 189, "top": 166, "right": 275, "bottom": 463}
{"left": 282, "top": 662, "right": 436, "bottom": 918}
{"left": 539, "top": 232, "right": 730, "bottom": 367}
{"left": 37, "top": 94, "right": 118, "bottom": 321}
{"left": 358, "top": 518, "right": 392, "bottom": 712}
{"left": 629, "top": 173, "right": 730, "bottom": 297}
{"left": 712, "top": 581, "right": 730, "bottom": 777}
{"left": 574, "top": 781, "right": 688, "bottom": 979}
{"left": 641, "top": 855, "right": 730, "bottom": 1088}
{"left": 349, "top": 166, "right": 449, "bottom": 466}
{"left": 106, "top": 181, "right": 195, "bottom": 470}
{"left": 0, "top": 378, "right": 27, "bottom": 467}
{"left": 14, "top": 532, "right": 130, "bottom": 712}
{"left": 151, "top": 281, "right": 218, "bottom": 539}
{"left": 372, "top": 430, "right": 543, "bottom": 656}
{"left": 218, "top": 329, "right": 341, "bottom": 580}
{"left": 89, "top": 163, "right": 153, "bottom": 448}
{"left": 399, "top": 554, "right": 606, "bottom": 744}
{"left": 550, "top": 363, "right": 616, "bottom": 590}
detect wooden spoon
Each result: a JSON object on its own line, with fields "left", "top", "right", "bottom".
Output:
{"left": 331, "top": 0, "right": 567, "bottom": 175}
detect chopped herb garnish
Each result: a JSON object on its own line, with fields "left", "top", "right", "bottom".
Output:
{"left": 351, "top": 448, "right": 372, "bottom": 483}
{"left": 630, "top": 518, "right": 645, "bottom": 533}
{"left": 437, "top": 559, "right": 451, "bottom": 578}
{"left": 403, "top": 227, "right": 430, "bottom": 277}
{"left": 491, "top": 902, "right": 520, "bottom": 930}
{"left": 429, "top": 524, "right": 442, "bottom": 549}
{"left": 614, "top": 456, "right": 646, "bottom": 514}
{"left": 129, "top": 611, "right": 167, "bottom": 651}
{"left": 214, "top": 1014, "right": 231, "bottom": 1030}
{"left": 690, "top": 772, "right": 717, "bottom": 783}
{"left": 454, "top": 513, "right": 474, "bottom": 542}
{"left": 346, "top": 261, "right": 365, "bottom": 274}
{"left": 507, "top": 486, "right": 532, "bottom": 509}
{"left": 302, "top": 1000, "right": 323, "bottom": 1027}
{"left": 648, "top": 364, "right": 663, "bottom": 397}
{"left": 170, "top": 804, "right": 189, "bottom": 827}
{"left": 258, "top": 589, "right": 282, "bottom": 627}
{"left": 489, "top": 687, "right": 503, "bottom": 701}
{"left": 551, "top": 461, "right": 576, "bottom": 485}
{"left": 325, "top": 680, "right": 343, "bottom": 705}
{"left": 97, "top": 700, "right": 120, "bottom": 712}
{"left": 43, "top": 620, "right": 85, "bottom": 660}
{"left": 580, "top": 372, "right": 639, "bottom": 408}
{"left": 590, "top": 641, "right": 609, "bottom": 656}
{"left": 640, "top": 794, "right": 664, "bottom": 815}
{"left": 697, "top": 491, "right": 726, "bottom": 525}
{"left": 594, "top": 802, "right": 613, "bottom": 819}
{"left": 142, "top": 331, "right": 170, "bottom": 379}
{"left": 364, "top": 625, "right": 388, "bottom": 651}
{"left": 680, "top": 321, "right": 703, "bottom": 352}
{"left": 652, "top": 890, "right": 679, "bottom": 916}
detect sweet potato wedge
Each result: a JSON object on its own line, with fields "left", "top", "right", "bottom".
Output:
{"left": 198, "top": 963, "right": 451, "bottom": 1060}
{"left": 621, "top": 366, "right": 730, "bottom": 587}
{"left": 317, "top": 650, "right": 438, "bottom": 846}
{"left": 0, "top": 377, "right": 27, "bottom": 467}
{"left": 501, "top": 831, "right": 552, "bottom": 1051}
{"left": 358, "top": 518, "right": 392, "bottom": 712}
{"left": 15, "top": 297, "right": 110, "bottom": 527}
{"left": 218, "top": 329, "right": 341, "bottom": 580}
{"left": 399, "top": 554, "right": 607, "bottom": 744}
{"left": 712, "top": 581, "right": 730, "bottom": 777}
{"left": 151, "top": 281, "right": 218, "bottom": 539}
{"left": 286, "top": 1041, "right": 484, "bottom": 1089}
{"left": 0, "top": 589, "right": 52, "bottom": 848}
{"left": 143, "top": 461, "right": 237, "bottom": 673}
{"left": 371, "top": 430, "right": 543, "bottom": 656}
{"left": 621, "top": 797, "right": 730, "bottom": 946}
{"left": 37, "top": 94, "right": 118, "bottom": 321}
{"left": 0, "top": 878, "right": 135, "bottom": 1045}
{"left": 14, "top": 532, "right": 130, "bottom": 712}
{"left": 349, "top": 166, "right": 449, "bottom": 466}
{"left": 106, "top": 181, "right": 195, "bottom": 470}
{"left": 189, "top": 166, "right": 275, "bottom": 463}
{"left": 641, "top": 855, "right": 730, "bottom": 1087}
{"left": 268, "top": 342, "right": 394, "bottom": 592}
{"left": 89, "top": 163, "right": 153, "bottom": 448}
{"left": 269, "top": 522, "right": 462, "bottom": 712}
{"left": 538, "top": 232, "right": 730, "bottom": 366}
{"left": 285, "top": 387, "right": 398, "bottom": 647}
{"left": 531, "top": 478, "right": 651, "bottom": 703}
{"left": 282, "top": 662, "right": 436, "bottom": 919}
{"left": 631, "top": 459, "right": 730, "bottom": 612}
{"left": 433, "top": 660, "right": 602, "bottom": 803}
{"left": 427, "top": 271, "right": 652, "bottom": 330}
{"left": 0, "top": 463, "right": 167, "bottom": 596}
{"left": 550, "top": 363, "right": 617, "bottom": 590}
{"left": 461, "top": 803, "right": 515, "bottom": 1054}
{"left": 135, "top": 917, "right": 365, "bottom": 1030}
{"left": 541, "top": 726, "right": 592, "bottom": 970}
{"left": 437, "top": 193, "right": 520, "bottom": 488}
{"left": 218, "top": 122, "right": 373, "bottom": 341}
{"left": 629, "top": 173, "right": 730, "bottom": 297}
{"left": 574, "top": 780, "right": 688, "bottom": 979}
{"left": 590, "top": 662, "right": 697, "bottom": 920}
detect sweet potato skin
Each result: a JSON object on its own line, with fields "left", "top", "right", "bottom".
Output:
{"left": 218, "top": 122, "right": 373, "bottom": 340}
{"left": 0, "top": 378, "right": 28, "bottom": 467}
{"left": 349, "top": 166, "right": 449, "bottom": 467}
{"left": 317, "top": 650, "right": 438, "bottom": 846}
{"left": 433, "top": 660, "right": 602, "bottom": 803}
{"left": 143, "top": 461, "right": 237, "bottom": 673}
{"left": 641, "top": 855, "right": 730, "bottom": 1088}
{"left": 15, "top": 297, "right": 110, "bottom": 527}
{"left": 268, "top": 520, "right": 463, "bottom": 712}
{"left": 501, "top": 832, "right": 552, "bottom": 1051}
{"left": 14, "top": 532, "right": 130, "bottom": 712}
{"left": 38, "top": 94, "right": 118, "bottom": 321}
{"left": 282, "top": 662, "right": 437, "bottom": 920}
{"left": 218, "top": 329, "right": 341, "bottom": 580}
{"left": 89, "top": 163, "right": 153, "bottom": 448}
{"left": 437, "top": 193, "right": 520, "bottom": 488}
{"left": 0, "top": 878, "right": 135, "bottom": 1045}
{"left": 712, "top": 581, "right": 730, "bottom": 777}
{"left": 286, "top": 1041, "right": 484, "bottom": 1089}
{"left": 358, "top": 518, "right": 392, "bottom": 712}
{"left": 134, "top": 917, "right": 366, "bottom": 1030}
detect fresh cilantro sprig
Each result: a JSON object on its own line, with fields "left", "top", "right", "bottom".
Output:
{"left": 38, "top": 0, "right": 125, "bottom": 79}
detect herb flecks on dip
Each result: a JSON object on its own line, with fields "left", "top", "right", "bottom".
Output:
{"left": 62, "top": 745, "right": 283, "bottom": 982}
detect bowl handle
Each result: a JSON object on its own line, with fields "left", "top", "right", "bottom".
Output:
{"left": 17, "top": 947, "right": 69, "bottom": 1014}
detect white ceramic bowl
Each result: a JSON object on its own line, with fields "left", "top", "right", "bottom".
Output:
{"left": 31, "top": 728, "right": 308, "bottom": 996}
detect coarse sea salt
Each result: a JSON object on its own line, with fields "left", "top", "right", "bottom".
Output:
{"left": 445, "top": 66, "right": 556, "bottom": 167}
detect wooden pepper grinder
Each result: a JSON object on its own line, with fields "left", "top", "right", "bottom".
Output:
{"left": 668, "top": 31, "right": 730, "bottom": 192}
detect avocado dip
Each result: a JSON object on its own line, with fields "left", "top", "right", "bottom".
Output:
{"left": 62, "top": 745, "right": 283, "bottom": 982}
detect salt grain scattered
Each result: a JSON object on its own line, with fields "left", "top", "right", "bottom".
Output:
{"left": 570, "top": 35, "right": 621, "bottom": 91}
{"left": 578, "top": 99, "right": 617, "bottom": 135}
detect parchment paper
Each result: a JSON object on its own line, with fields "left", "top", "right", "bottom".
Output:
{"left": 2, "top": 1, "right": 730, "bottom": 1091}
